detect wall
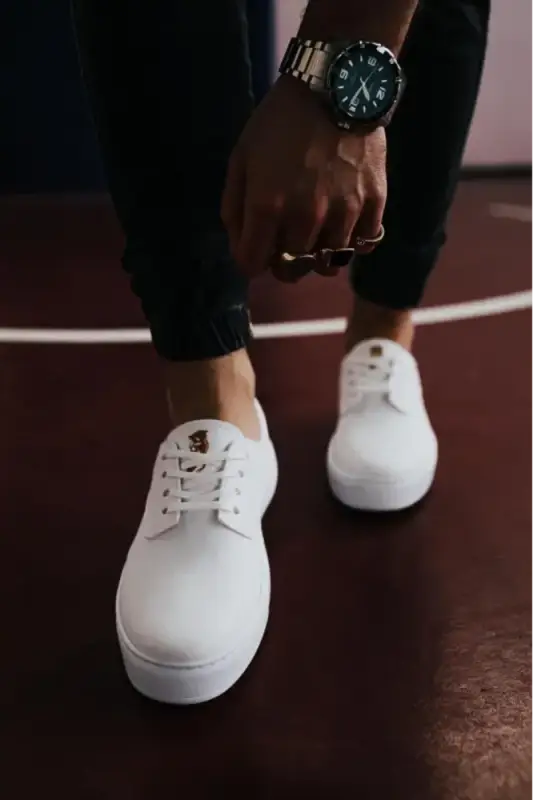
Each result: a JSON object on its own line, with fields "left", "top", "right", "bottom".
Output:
{"left": 465, "top": 0, "right": 531, "bottom": 165}
{"left": 273, "top": 0, "right": 532, "bottom": 166}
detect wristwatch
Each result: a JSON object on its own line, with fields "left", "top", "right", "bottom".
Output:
{"left": 279, "top": 38, "right": 405, "bottom": 131}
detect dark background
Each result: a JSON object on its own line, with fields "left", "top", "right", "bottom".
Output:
{"left": 0, "top": 0, "right": 274, "bottom": 193}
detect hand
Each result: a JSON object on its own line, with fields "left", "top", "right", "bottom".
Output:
{"left": 221, "top": 75, "right": 387, "bottom": 282}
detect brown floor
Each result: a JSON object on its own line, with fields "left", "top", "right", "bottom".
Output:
{"left": 1, "top": 180, "right": 531, "bottom": 799}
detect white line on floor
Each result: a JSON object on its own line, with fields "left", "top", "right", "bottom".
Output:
{"left": 489, "top": 203, "right": 532, "bottom": 223}
{"left": 0, "top": 291, "right": 530, "bottom": 344}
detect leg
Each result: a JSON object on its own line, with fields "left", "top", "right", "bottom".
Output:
{"left": 328, "top": 0, "right": 490, "bottom": 511}
{"left": 349, "top": 0, "right": 490, "bottom": 345}
{"left": 72, "top": 0, "right": 278, "bottom": 704}
{"left": 72, "top": 0, "right": 259, "bottom": 435}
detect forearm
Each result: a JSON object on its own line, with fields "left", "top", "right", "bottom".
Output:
{"left": 299, "top": 0, "right": 420, "bottom": 54}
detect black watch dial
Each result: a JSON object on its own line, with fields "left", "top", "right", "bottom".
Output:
{"left": 327, "top": 43, "right": 401, "bottom": 123}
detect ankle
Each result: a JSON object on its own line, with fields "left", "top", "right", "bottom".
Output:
{"left": 346, "top": 296, "right": 415, "bottom": 353}
{"left": 163, "top": 349, "right": 260, "bottom": 440}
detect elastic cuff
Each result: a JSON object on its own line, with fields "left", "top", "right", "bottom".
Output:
{"left": 350, "top": 232, "right": 446, "bottom": 310}
{"left": 148, "top": 303, "right": 252, "bottom": 361}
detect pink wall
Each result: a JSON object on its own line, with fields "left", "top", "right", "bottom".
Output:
{"left": 273, "top": 1, "right": 532, "bottom": 166}
{"left": 465, "top": 0, "right": 531, "bottom": 165}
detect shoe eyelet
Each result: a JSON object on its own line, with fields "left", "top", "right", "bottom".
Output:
{"left": 235, "top": 488, "right": 241, "bottom": 496}
{"left": 162, "top": 471, "right": 167, "bottom": 478}
{"left": 238, "top": 470, "right": 244, "bottom": 478}
{"left": 233, "top": 507, "right": 240, "bottom": 515}
{"left": 163, "top": 489, "right": 170, "bottom": 497}
{"left": 162, "top": 507, "right": 168, "bottom": 515}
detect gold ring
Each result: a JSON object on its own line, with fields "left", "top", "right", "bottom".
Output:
{"left": 354, "top": 224, "right": 385, "bottom": 248}
{"left": 280, "top": 251, "right": 316, "bottom": 263}
{"left": 320, "top": 247, "right": 355, "bottom": 264}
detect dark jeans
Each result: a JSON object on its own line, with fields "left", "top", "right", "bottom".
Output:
{"left": 72, "top": 0, "right": 489, "bottom": 361}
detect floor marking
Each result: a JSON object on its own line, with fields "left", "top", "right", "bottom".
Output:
{"left": 489, "top": 203, "right": 532, "bottom": 223}
{"left": 0, "top": 291, "right": 530, "bottom": 344}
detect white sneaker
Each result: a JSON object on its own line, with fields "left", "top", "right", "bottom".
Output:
{"left": 116, "top": 401, "right": 277, "bottom": 704}
{"left": 327, "top": 338, "right": 438, "bottom": 511}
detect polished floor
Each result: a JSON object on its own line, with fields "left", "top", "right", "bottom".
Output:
{"left": 1, "top": 179, "right": 531, "bottom": 799}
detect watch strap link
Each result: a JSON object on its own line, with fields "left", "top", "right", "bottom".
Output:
{"left": 279, "top": 37, "right": 335, "bottom": 90}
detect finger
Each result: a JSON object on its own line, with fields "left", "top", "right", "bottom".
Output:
{"left": 313, "top": 247, "right": 356, "bottom": 277}
{"left": 313, "top": 196, "right": 361, "bottom": 276}
{"left": 350, "top": 196, "right": 386, "bottom": 255}
{"left": 308, "top": 249, "right": 338, "bottom": 278}
{"left": 316, "top": 196, "right": 361, "bottom": 252}
{"left": 280, "top": 193, "right": 329, "bottom": 255}
{"left": 236, "top": 195, "right": 283, "bottom": 277}
{"left": 271, "top": 253, "right": 316, "bottom": 283}
{"left": 221, "top": 151, "right": 246, "bottom": 260}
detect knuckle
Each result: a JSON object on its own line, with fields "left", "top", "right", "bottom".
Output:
{"left": 373, "top": 181, "right": 387, "bottom": 205}
{"left": 375, "top": 190, "right": 387, "bottom": 207}
{"left": 345, "top": 195, "right": 362, "bottom": 217}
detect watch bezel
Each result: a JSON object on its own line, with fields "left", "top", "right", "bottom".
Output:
{"left": 326, "top": 41, "right": 404, "bottom": 127}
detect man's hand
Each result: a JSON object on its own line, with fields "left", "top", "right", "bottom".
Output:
{"left": 221, "top": 75, "right": 387, "bottom": 282}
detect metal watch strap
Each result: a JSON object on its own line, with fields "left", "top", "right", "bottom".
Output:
{"left": 279, "top": 37, "right": 336, "bottom": 90}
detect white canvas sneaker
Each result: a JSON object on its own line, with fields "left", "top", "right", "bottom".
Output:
{"left": 327, "top": 338, "right": 438, "bottom": 511}
{"left": 116, "top": 401, "right": 277, "bottom": 704}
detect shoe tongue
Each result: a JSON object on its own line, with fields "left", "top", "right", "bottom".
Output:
{"left": 170, "top": 418, "right": 244, "bottom": 455}
{"left": 346, "top": 337, "right": 411, "bottom": 364}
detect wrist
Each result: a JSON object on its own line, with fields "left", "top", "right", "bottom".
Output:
{"left": 278, "top": 39, "right": 405, "bottom": 133}
{"left": 276, "top": 74, "right": 382, "bottom": 141}
{"left": 299, "top": 0, "right": 419, "bottom": 55}
{"left": 273, "top": 72, "right": 333, "bottom": 124}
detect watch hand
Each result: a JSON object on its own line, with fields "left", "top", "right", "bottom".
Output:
{"left": 351, "top": 78, "right": 371, "bottom": 104}
{"left": 351, "top": 67, "right": 378, "bottom": 104}
{"left": 362, "top": 67, "right": 379, "bottom": 89}
{"left": 350, "top": 80, "right": 367, "bottom": 104}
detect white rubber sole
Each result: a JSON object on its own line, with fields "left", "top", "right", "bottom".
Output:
{"left": 116, "top": 571, "right": 270, "bottom": 705}
{"left": 116, "top": 439, "right": 278, "bottom": 705}
{"left": 327, "top": 453, "right": 437, "bottom": 512}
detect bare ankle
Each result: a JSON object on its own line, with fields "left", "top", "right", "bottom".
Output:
{"left": 163, "top": 350, "right": 260, "bottom": 440}
{"left": 346, "top": 296, "right": 415, "bottom": 353}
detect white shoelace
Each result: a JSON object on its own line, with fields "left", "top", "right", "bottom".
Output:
{"left": 159, "top": 444, "right": 246, "bottom": 514}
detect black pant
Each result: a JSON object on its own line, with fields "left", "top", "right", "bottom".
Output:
{"left": 72, "top": 0, "right": 489, "bottom": 361}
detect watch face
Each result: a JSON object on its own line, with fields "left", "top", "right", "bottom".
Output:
{"left": 327, "top": 43, "right": 401, "bottom": 123}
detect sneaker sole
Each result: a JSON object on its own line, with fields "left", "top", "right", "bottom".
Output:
{"left": 117, "top": 439, "right": 278, "bottom": 705}
{"left": 116, "top": 568, "right": 270, "bottom": 705}
{"left": 327, "top": 454, "right": 437, "bottom": 512}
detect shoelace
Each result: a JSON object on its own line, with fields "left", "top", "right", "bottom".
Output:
{"left": 160, "top": 443, "right": 246, "bottom": 514}
{"left": 345, "top": 357, "right": 396, "bottom": 397}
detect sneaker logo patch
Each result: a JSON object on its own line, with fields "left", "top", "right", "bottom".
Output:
{"left": 188, "top": 430, "right": 209, "bottom": 454}
{"left": 370, "top": 345, "right": 383, "bottom": 358}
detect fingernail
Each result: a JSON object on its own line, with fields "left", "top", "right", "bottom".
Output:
{"left": 330, "top": 248, "right": 355, "bottom": 268}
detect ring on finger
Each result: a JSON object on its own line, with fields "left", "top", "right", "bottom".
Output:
{"left": 354, "top": 224, "right": 385, "bottom": 249}
{"left": 319, "top": 247, "right": 355, "bottom": 267}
